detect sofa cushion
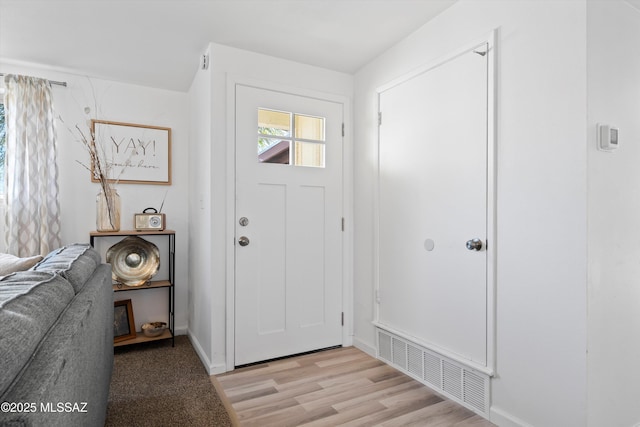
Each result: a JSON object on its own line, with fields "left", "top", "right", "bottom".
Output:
{"left": 0, "top": 271, "right": 75, "bottom": 396}
{"left": 0, "top": 253, "right": 43, "bottom": 276}
{"left": 32, "top": 244, "right": 101, "bottom": 293}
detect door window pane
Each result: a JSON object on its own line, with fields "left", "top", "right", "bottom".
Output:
{"left": 294, "top": 114, "right": 324, "bottom": 141}
{"left": 257, "top": 108, "right": 327, "bottom": 168}
{"left": 294, "top": 141, "right": 325, "bottom": 168}
{"left": 258, "top": 109, "right": 291, "bottom": 164}
{"left": 258, "top": 109, "right": 291, "bottom": 137}
{"left": 259, "top": 138, "right": 291, "bottom": 164}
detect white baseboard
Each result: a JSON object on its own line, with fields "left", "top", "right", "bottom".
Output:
{"left": 352, "top": 336, "right": 376, "bottom": 358}
{"left": 187, "top": 330, "right": 226, "bottom": 375}
{"left": 209, "top": 364, "right": 228, "bottom": 375}
{"left": 490, "top": 406, "right": 532, "bottom": 427}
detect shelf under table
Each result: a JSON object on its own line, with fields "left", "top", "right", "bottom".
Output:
{"left": 114, "top": 329, "right": 173, "bottom": 347}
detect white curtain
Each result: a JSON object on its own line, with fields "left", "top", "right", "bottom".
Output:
{"left": 3, "top": 74, "right": 61, "bottom": 256}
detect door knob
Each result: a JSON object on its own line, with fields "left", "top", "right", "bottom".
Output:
{"left": 238, "top": 236, "right": 250, "bottom": 247}
{"left": 466, "top": 238, "right": 483, "bottom": 251}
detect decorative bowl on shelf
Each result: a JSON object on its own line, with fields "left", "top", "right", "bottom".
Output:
{"left": 141, "top": 321, "right": 167, "bottom": 337}
{"left": 106, "top": 236, "right": 160, "bottom": 287}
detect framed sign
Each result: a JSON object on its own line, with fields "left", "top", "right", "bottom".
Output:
{"left": 91, "top": 120, "right": 171, "bottom": 185}
{"left": 114, "top": 299, "right": 136, "bottom": 342}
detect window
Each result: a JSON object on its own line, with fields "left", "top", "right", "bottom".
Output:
{"left": 257, "top": 108, "right": 325, "bottom": 168}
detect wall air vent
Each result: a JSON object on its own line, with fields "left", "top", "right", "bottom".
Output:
{"left": 376, "top": 327, "right": 490, "bottom": 418}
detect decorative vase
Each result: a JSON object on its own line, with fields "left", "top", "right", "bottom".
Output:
{"left": 96, "top": 188, "right": 121, "bottom": 232}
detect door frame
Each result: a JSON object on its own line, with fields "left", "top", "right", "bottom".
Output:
{"left": 225, "top": 75, "right": 353, "bottom": 371}
{"left": 373, "top": 30, "right": 497, "bottom": 375}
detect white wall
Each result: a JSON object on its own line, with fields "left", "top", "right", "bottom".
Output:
{"left": 354, "top": 1, "right": 588, "bottom": 425}
{"left": 187, "top": 43, "right": 354, "bottom": 373}
{"left": 187, "top": 47, "right": 214, "bottom": 366}
{"left": 0, "top": 61, "right": 190, "bottom": 335}
{"left": 587, "top": 2, "right": 640, "bottom": 426}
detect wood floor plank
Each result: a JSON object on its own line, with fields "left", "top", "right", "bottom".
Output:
{"left": 316, "top": 363, "right": 399, "bottom": 389}
{"left": 227, "top": 384, "right": 279, "bottom": 404}
{"left": 379, "top": 400, "right": 475, "bottom": 427}
{"left": 234, "top": 381, "right": 323, "bottom": 412}
{"left": 299, "top": 400, "right": 388, "bottom": 427}
{"left": 338, "top": 403, "right": 441, "bottom": 427}
{"left": 378, "top": 385, "right": 442, "bottom": 409}
{"left": 453, "top": 415, "right": 498, "bottom": 427}
{"left": 214, "top": 346, "right": 497, "bottom": 427}
{"left": 272, "top": 357, "right": 384, "bottom": 389}
{"left": 236, "top": 397, "right": 301, "bottom": 423}
{"left": 222, "top": 379, "right": 278, "bottom": 398}
{"left": 331, "top": 378, "right": 425, "bottom": 412}
{"left": 296, "top": 377, "right": 373, "bottom": 409}
{"left": 242, "top": 402, "right": 338, "bottom": 427}
{"left": 313, "top": 351, "right": 371, "bottom": 368}
{"left": 217, "top": 360, "right": 302, "bottom": 388}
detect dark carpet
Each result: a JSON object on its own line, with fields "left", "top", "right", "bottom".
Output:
{"left": 105, "top": 335, "right": 233, "bottom": 427}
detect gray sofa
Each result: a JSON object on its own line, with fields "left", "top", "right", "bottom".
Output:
{"left": 0, "top": 244, "right": 113, "bottom": 427}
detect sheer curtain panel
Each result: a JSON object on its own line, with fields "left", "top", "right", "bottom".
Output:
{"left": 3, "top": 74, "right": 61, "bottom": 256}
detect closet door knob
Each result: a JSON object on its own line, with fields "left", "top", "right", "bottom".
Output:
{"left": 465, "top": 238, "right": 483, "bottom": 251}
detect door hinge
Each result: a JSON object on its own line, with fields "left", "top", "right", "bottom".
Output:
{"left": 378, "top": 112, "right": 382, "bottom": 126}
{"left": 342, "top": 123, "right": 345, "bottom": 137}
{"left": 341, "top": 312, "right": 344, "bottom": 326}
{"left": 341, "top": 217, "right": 345, "bottom": 231}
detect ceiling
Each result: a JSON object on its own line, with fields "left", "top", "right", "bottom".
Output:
{"left": 628, "top": 0, "right": 640, "bottom": 10}
{"left": 0, "top": 0, "right": 457, "bottom": 92}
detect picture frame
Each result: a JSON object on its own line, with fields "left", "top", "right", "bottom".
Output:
{"left": 114, "top": 299, "right": 136, "bottom": 342}
{"left": 91, "top": 120, "right": 172, "bottom": 185}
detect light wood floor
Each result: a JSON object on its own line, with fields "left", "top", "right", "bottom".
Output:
{"left": 212, "top": 346, "right": 496, "bottom": 427}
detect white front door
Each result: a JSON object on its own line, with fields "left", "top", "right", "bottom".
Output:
{"left": 377, "top": 45, "right": 490, "bottom": 366}
{"left": 234, "top": 84, "right": 344, "bottom": 366}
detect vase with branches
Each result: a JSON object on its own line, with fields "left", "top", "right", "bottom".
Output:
{"left": 63, "top": 109, "right": 122, "bottom": 232}
{"left": 81, "top": 121, "right": 121, "bottom": 231}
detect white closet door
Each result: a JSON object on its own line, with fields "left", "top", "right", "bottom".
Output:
{"left": 378, "top": 46, "right": 489, "bottom": 365}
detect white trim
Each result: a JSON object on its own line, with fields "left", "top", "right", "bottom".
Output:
{"left": 490, "top": 407, "right": 533, "bottom": 427}
{"left": 373, "top": 29, "right": 498, "bottom": 374}
{"left": 376, "top": 34, "right": 491, "bottom": 94}
{"left": 225, "top": 75, "right": 353, "bottom": 371}
{"left": 352, "top": 337, "right": 376, "bottom": 358}
{"left": 225, "top": 76, "right": 237, "bottom": 373}
{"left": 174, "top": 325, "right": 188, "bottom": 336}
{"left": 188, "top": 330, "right": 226, "bottom": 375}
{"left": 485, "top": 29, "right": 498, "bottom": 376}
{"left": 341, "top": 87, "right": 354, "bottom": 349}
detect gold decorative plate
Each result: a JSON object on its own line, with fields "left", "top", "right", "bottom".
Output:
{"left": 106, "top": 236, "right": 160, "bottom": 286}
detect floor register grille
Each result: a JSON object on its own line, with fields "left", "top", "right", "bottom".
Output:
{"left": 376, "top": 327, "right": 490, "bottom": 418}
